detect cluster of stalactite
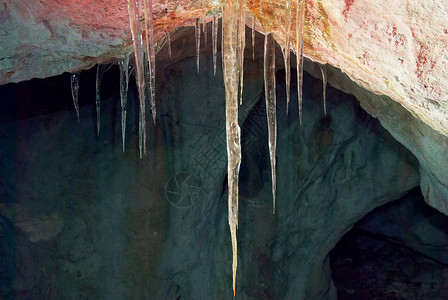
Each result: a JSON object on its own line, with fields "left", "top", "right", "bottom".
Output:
{"left": 70, "top": 0, "right": 328, "bottom": 295}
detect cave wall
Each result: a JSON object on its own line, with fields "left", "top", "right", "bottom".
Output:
{"left": 0, "top": 35, "right": 420, "bottom": 298}
{"left": 331, "top": 188, "right": 448, "bottom": 299}
{"left": 304, "top": 62, "right": 448, "bottom": 215}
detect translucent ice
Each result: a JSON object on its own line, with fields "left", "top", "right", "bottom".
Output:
{"left": 319, "top": 64, "right": 327, "bottom": 115}
{"left": 95, "top": 64, "right": 111, "bottom": 136}
{"left": 283, "top": 0, "right": 292, "bottom": 114}
{"left": 296, "top": 0, "right": 305, "bottom": 125}
{"left": 70, "top": 72, "right": 80, "bottom": 122}
{"left": 238, "top": 0, "right": 245, "bottom": 105}
{"left": 119, "top": 52, "right": 130, "bottom": 153}
{"left": 222, "top": 0, "right": 242, "bottom": 295}
{"left": 126, "top": 0, "right": 147, "bottom": 158}
{"left": 196, "top": 18, "right": 201, "bottom": 73}
{"left": 143, "top": 0, "right": 156, "bottom": 126}
{"left": 264, "top": 32, "right": 277, "bottom": 214}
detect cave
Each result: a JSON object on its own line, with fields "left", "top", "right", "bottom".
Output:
{"left": 331, "top": 187, "right": 448, "bottom": 300}
{"left": 1, "top": 0, "right": 448, "bottom": 299}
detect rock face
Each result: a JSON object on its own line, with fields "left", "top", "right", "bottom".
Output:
{"left": 331, "top": 188, "right": 448, "bottom": 299}
{"left": 0, "top": 0, "right": 447, "bottom": 137}
{"left": 0, "top": 44, "right": 420, "bottom": 298}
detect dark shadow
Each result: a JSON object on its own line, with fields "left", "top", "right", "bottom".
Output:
{"left": 331, "top": 187, "right": 448, "bottom": 299}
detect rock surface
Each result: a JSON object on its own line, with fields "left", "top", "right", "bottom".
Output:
{"left": 0, "top": 46, "right": 419, "bottom": 298}
{"left": 304, "top": 62, "right": 448, "bottom": 216}
{"left": 331, "top": 188, "right": 448, "bottom": 299}
{"left": 0, "top": 0, "right": 447, "bottom": 137}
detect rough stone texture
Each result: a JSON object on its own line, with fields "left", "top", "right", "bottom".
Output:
{"left": 304, "top": 62, "right": 448, "bottom": 216}
{"left": 0, "top": 40, "right": 419, "bottom": 298}
{"left": 331, "top": 188, "right": 448, "bottom": 299}
{"left": 0, "top": 0, "right": 447, "bottom": 137}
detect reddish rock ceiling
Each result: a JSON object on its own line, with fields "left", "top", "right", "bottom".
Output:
{"left": 0, "top": 0, "right": 447, "bottom": 136}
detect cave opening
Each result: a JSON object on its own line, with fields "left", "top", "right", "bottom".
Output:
{"left": 330, "top": 187, "right": 448, "bottom": 300}
{"left": 0, "top": 32, "right": 434, "bottom": 298}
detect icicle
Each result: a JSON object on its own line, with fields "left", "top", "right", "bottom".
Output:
{"left": 70, "top": 72, "right": 80, "bottom": 122}
{"left": 212, "top": 14, "right": 218, "bottom": 76}
{"left": 252, "top": 14, "right": 255, "bottom": 61}
{"left": 203, "top": 1, "right": 208, "bottom": 48}
{"left": 238, "top": 0, "right": 246, "bottom": 105}
{"left": 264, "top": 32, "right": 277, "bottom": 215}
{"left": 221, "top": 7, "right": 225, "bottom": 71}
{"left": 95, "top": 64, "right": 110, "bottom": 136}
{"left": 166, "top": 30, "right": 172, "bottom": 58}
{"left": 126, "top": 0, "right": 146, "bottom": 158}
{"left": 319, "top": 64, "right": 327, "bottom": 115}
{"left": 196, "top": 18, "right": 201, "bottom": 73}
{"left": 223, "top": 0, "right": 241, "bottom": 296}
{"left": 119, "top": 53, "right": 130, "bottom": 154}
{"left": 296, "top": 0, "right": 305, "bottom": 125}
{"left": 143, "top": 0, "right": 157, "bottom": 127}
{"left": 283, "top": 0, "right": 292, "bottom": 114}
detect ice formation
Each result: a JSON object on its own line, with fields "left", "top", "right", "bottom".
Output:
{"left": 95, "top": 64, "right": 111, "bottom": 136}
{"left": 296, "top": 0, "right": 305, "bottom": 125}
{"left": 212, "top": 14, "right": 218, "bottom": 76}
{"left": 143, "top": 0, "right": 156, "bottom": 126}
{"left": 88, "top": 0, "right": 313, "bottom": 294}
{"left": 203, "top": 1, "right": 208, "bottom": 48}
{"left": 70, "top": 72, "right": 80, "bottom": 122}
{"left": 282, "top": 0, "right": 292, "bottom": 114}
{"left": 264, "top": 32, "right": 277, "bottom": 214}
{"left": 222, "top": 0, "right": 242, "bottom": 295}
{"left": 196, "top": 18, "right": 201, "bottom": 73}
{"left": 319, "top": 64, "right": 328, "bottom": 114}
{"left": 238, "top": 0, "right": 246, "bottom": 105}
{"left": 251, "top": 14, "right": 255, "bottom": 61}
{"left": 126, "top": 0, "right": 147, "bottom": 158}
{"left": 119, "top": 52, "right": 130, "bottom": 153}
{"left": 166, "top": 30, "right": 172, "bottom": 58}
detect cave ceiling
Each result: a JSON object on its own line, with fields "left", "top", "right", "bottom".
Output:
{"left": 0, "top": 0, "right": 447, "bottom": 137}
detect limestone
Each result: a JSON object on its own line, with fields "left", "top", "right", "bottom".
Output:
{"left": 0, "top": 0, "right": 447, "bottom": 138}
{"left": 332, "top": 188, "right": 448, "bottom": 299}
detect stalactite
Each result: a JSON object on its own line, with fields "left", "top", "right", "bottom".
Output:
{"left": 70, "top": 72, "right": 80, "bottom": 122}
{"left": 283, "top": 0, "right": 292, "bottom": 114}
{"left": 212, "top": 14, "right": 218, "bottom": 76}
{"left": 126, "top": 0, "right": 147, "bottom": 158}
{"left": 238, "top": 0, "right": 246, "bottom": 105}
{"left": 296, "top": 0, "right": 305, "bottom": 125}
{"left": 143, "top": 0, "right": 156, "bottom": 126}
{"left": 252, "top": 14, "right": 255, "bottom": 61}
{"left": 196, "top": 17, "right": 201, "bottom": 73}
{"left": 119, "top": 52, "right": 130, "bottom": 154}
{"left": 221, "top": 6, "right": 225, "bottom": 73}
{"left": 319, "top": 64, "right": 328, "bottom": 115}
{"left": 202, "top": 0, "right": 207, "bottom": 46}
{"left": 222, "top": 0, "right": 241, "bottom": 295}
{"left": 264, "top": 32, "right": 277, "bottom": 214}
{"left": 166, "top": 30, "right": 172, "bottom": 58}
{"left": 95, "top": 64, "right": 111, "bottom": 136}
